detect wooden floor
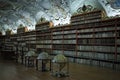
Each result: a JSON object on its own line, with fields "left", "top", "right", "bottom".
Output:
{"left": 0, "top": 59, "right": 120, "bottom": 80}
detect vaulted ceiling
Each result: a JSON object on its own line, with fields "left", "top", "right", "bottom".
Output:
{"left": 0, "top": 0, "right": 120, "bottom": 34}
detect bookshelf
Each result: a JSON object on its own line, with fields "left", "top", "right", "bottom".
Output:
{"left": 1, "top": 33, "right": 16, "bottom": 60}
{"left": 16, "top": 26, "right": 36, "bottom": 64}
{"left": 51, "top": 26, "right": 64, "bottom": 57}
{"left": 17, "top": 30, "right": 36, "bottom": 64}
{"left": 0, "top": 10, "right": 120, "bottom": 70}
{"left": 10, "top": 34, "right": 18, "bottom": 61}
{"left": 62, "top": 25, "right": 77, "bottom": 62}
{"left": 36, "top": 21, "right": 53, "bottom": 30}
{"left": 71, "top": 10, "right": 103, "bottom": 26}
{"left": 36, "top": 21, "right": 53, "bottom": 54}
{"left": 17, "top": 27, "right": 28, "bottom": 34}
{"left": 71, "top": 10, "right": 120, "bottom": 69}
{"left": 35, "top": 10, "right": 120, "bottom": 70}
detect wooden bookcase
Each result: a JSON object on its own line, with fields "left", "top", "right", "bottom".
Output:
{"left": 71, "top": 10, "right": 102, "bottom": 65}
{"left": 71, "top": 10, "right": 120, "bottom": 69}
{"left": 23, "top": 31, "right": 37, "bottom": 65}
{"left": 17, "top": 27, "right": 28, "bottom": 34}
{"left": 36, "top": 21, "right": 53, "bottom": 54}
{"left": 71, "top": 10, "right": 103, "bottom": 26}
{"left": 51, "top": 26, "right": 64, "bottom": 56}
{"left": 0, "top": 10, "right": 120, "bottom": 70}
{"left": 10, "top": 34, "right": 18, "bottom": 59}
{"left": 62, "top": 25, "right": 76, "bottom": 62}
{"left": 0, "top": 33, "right": 16, "bottom": 60}
{"left": 35, "top": 10, "right": 120, "bottom": 70}
{"left": 17, "top": 26, "right": 36, "bottom": 64}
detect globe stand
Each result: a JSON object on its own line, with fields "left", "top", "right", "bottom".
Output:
{"left": 36, "top": 59, "right": 51, "bottom": 72}
{"left": 51, "top": 61, "right": 69, "bottom": 77}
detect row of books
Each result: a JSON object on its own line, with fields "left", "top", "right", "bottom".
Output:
{"left": 71, "top": 15, "right": 101, "bottom": 23}
{"left": 72, "top": 12, "right": 101, "bottom": 19}
{"left": 36, "top": 36, "right": 52, "bottom": 40}
{"left": 64, "top": 40, "right": 76, "bottom": 44}
{"left": 94, "top": 46, "right": 115, "bottom": 52}
{"left": 78, "top": 52, "right": 115, "bottom": 60}
{"left": 52, "top": 31, "right": 63, "bottom": 35}
{"left": 52, "top": 40, "right": 63, "bottom": 44}
{"left": 36, "top": 45, "right": 52, "bottom": 48}
{"left": 36, "top": 32, "right": 115, "bottom": 42}
{"left": 71, "top": 10, "right": 102, "bottom": 20}
{"left": 78, "top": 34, "right": 93, "bottom": 38}
{"left": 71, "top": 19, "right": 100, "bottom": 26}
{"left": 78, "top": 28, "right": 93, "bottom": 33}
{"left": 77, "top": 45, "right": 94, "bottom": 51}
{"left": 36, "top": 25, "right": 49, "bottom": 31}
{"left": 36, "top": 21, "right": 53, "bottom": 31}
{"left": 52, "top": 50, "right": 63, "bottom": 55}
{"left": 95, "top": 39, "right": 115, "bottom": 44}
{"left": 2, "top": 36, "right": 14, "bottom": 51}
{"left": 36, "top": 40, "right": 52, "bottom": 44}
{"left": 45, "top": 40, "right": 76, "bottom": 44}
{"left": 95, "top": 32, "right": 115, "bottom": 37}
{"left": 21, "top": 34, "right": 36, "bottom": 38}
{"left": 22, "top": 37, "right": 36, "bottom": 41}
{"left": 17, "top": 27, "right": 28, "bottom": 34}
{"left": 52, "top": 35, "right": 63, "bottom": 39}
{"left": 95, "top": 27, "right": 115, "bottom": 32}
{"left": 52, "top": 44, "right": 76, "bottom": 50}
{"left": 64, "top": 35, "right": 76, "bottom": 38}
{"left": 63, "top": 50, "right": 76, "bottom": 56}
{"left": 77, "top": 46, "right": 115, "bottom": 52}
{"left": 22, "top": 35, "right": 36, "bottom": 38}
{"left": 63, "top": 30, "right": 76, "bottom": 34}
{"left": 17, "top": 38, "right": 23, "bottom": 41}
{"left": 78, "top": 39, "right": 93, "bottom": 44}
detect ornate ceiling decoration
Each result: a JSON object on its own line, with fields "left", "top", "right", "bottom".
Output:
{"left": 98, "top": 0, "right": 120, "bottom": 17}
{"left": 0, "top": 0, "right": 120, "bottom": 34}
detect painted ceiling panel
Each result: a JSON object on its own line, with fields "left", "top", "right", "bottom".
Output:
{"left": 0, "top": 0, "right": 120, "bottom": 34}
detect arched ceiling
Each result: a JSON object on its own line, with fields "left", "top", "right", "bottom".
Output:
{"left": 0, "top": 0, "right": 120, "bottom": 34}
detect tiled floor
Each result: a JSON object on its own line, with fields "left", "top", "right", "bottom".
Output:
{"left": 0, "top": 59, "right": 120, "bottom": 80}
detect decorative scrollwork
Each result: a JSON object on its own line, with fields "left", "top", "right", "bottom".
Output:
{"left": 77, "top": 4, "right": 94, "bottom": 13}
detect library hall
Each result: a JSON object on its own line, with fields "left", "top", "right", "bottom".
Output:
{"left": 0, "top": 0, "right": 120, "bottom": 80}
